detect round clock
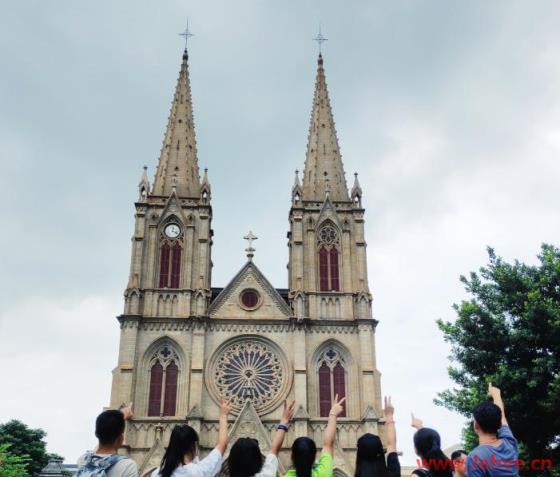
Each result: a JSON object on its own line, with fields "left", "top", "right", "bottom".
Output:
{"left": 164, "top": 223, "right": 181, "bottom": 238}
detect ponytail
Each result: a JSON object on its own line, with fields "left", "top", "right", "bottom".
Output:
{"left": 413, "top": 428, "right": 452, "bottom": 477}
{"left": 160, "top": 425, "right": 199, "bottom": 477}
{"left": 424, "top": 448, "right": 452, "bottom": 477}
{"left": 292, "top": 437, "right": 317, "bottom": 477}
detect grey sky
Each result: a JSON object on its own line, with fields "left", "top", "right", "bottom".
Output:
{"left": 1, "top": 0, "right": 560, "bottom": 466}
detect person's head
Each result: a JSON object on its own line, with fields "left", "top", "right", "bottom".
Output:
{"left": 160, "top": 425, "right": 199, "bottom": 477}
{"left": 228, "top": 438, "right": 264, "bottom": 477}
{"left": 95, "top": 410, "right": 126, "bottom": 449}
{"left": 450, "top": 450, "right": 467, "bottom": 477}
{"left": 355, "top": 433, "right": 389, "bottom": 477}
{"left": 413, "top": 428, "right": 452, "bottom": 477}
{"left": 472, "top": 401, "right": 501, "bottom": 436}
{"left": 291, "top": 437, "right": 317, "bottom": 477}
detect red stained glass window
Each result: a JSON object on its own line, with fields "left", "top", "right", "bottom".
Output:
{"left": 319, "top": 247, "right": 329, "bottom": 291}
{"left": 329, "top": 248, "right": 340, "bottom": 291}
{"left": 163, "top": 362, "right": 178, "bottom": 416}
{"left": 158, "top": 243, "right": 170, "bottom": 288}
{"left": 148, "top": 362, "right": 163, "bottom": 416}
{"left": 319, "top": 362, "right": 331, "bottom": 417}
{"left": 241, "top": 290, "right": 259, "bottom": 309}
{"left": 333, "top": 363, "right": 346, "bottom": 417}
{"left": 170, "top": 243, "right": 182, "bottom": 288}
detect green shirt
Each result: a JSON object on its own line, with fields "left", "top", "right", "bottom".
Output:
{"left": 284, "top": 453, "right": 333, "bottom": 477}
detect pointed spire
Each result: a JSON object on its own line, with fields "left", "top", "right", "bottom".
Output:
{"left": 293, "top": 169, "right": 301, "bottom": 187}
{"left": 138, "top": 165, "right": 150, "bottom": 201}
{"left": 351, "top": 172, "right": 363, "bottom": 207}
{"left": 200, "top": 167, "right": 211, "bottom": 202}
{"left": 292, "top": 169, "right": 303, "bottom": 203}
{"left": 351, "top": 172, "right": 362, "bottom": 197}
{"left": 302, "top": 54, "right": 349, "bottom": 202}
{"left": 152, "top": 49, "right": 200, "bottom": 198}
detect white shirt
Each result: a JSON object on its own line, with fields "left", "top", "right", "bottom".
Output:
{"left": 254, "top": 454, "right": 278, "bottom": 477}
{"left": 151, "top": 449, "right": 223, "bottom": 477}
{"left": 77, "top": 453, "right": 138, "bottom": 477}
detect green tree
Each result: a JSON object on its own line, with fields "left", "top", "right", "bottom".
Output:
{"left": 0, "top": 444, "right": 29, "bottom": 477}
{"left": 0, "top": 421, "right": 48, "bottom": 476}
{"left": 437, "top": 244, "right": 560, "bottom": 474}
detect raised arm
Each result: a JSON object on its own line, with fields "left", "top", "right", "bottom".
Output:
{"left": 323, "top": 395, "right": 346, "bottom": 455}
{"left": 216, "top": 398, "right": 232, "bottom": 455}
{"left": 270, "top": 400, "right": 295, "bottom": 455}
{"left": 119, "top": 402, "right": 134, "bottom": 421}
{"left": 488, "top": 383, "right": 508, "bottom": 426}
{"left": 410, "top": 413, "right": 423, "bottom": 431}
{"left": 384, "top": 397, "right": 397, "bottom": 454}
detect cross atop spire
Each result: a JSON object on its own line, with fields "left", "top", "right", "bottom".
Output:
{"left": 179, "top": 20, "right": 194, "bottom": 53}
{"left": 313, "top": 25, "right": 328, "bottom": 54}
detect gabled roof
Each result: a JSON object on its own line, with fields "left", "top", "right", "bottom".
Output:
{"left": 208, "top": 261, "right": 292, "bottom": 318}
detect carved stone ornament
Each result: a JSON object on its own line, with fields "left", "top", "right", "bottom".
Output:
{"left": 205, "top": 336, "right": 291, "bottom": 415}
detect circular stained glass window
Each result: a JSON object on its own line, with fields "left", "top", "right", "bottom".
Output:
{"left": 207, "top": 337, "right": 291, "bottom": 414}
{"left": 319, "top": 225, "right": 338, "bottom": 245}
{"left": 240, "top": 289, "right": 260, "bottom": 309}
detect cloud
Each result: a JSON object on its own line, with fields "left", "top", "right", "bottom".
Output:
{"left": 0, "top": 296, "right": 122, "bottom": 461}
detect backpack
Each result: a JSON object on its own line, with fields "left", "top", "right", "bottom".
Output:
{"left": 76, "top": 452, "right": 127, "bottom": 477}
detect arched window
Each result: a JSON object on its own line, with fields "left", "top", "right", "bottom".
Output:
{"left": 317, "top": 224, "right": 340, "bottom": 292}
{"left": 158, "top": 225, "right": 183, "bottom": 289}
{"left": 158, "top": 243, "right": 170, "bottom": 288}
{"left": 317, "top": 347, "right": 347, "bottom": 417}
{"left": 170, "top": 243, "right": 182, "bottom": 288}
{"left": 147, "top": 345, "right": 180, "bottom": 417}
{"left": 147, "top": 362, "right": 163, "bottom": 416}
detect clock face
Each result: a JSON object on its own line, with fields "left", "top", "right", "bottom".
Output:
{"left": 164, "top": 223, "right": 181, "bottom": 238}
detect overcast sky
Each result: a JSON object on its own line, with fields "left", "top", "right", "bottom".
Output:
{"left": 1, "top": 0, "right": 560, "bottom": 467}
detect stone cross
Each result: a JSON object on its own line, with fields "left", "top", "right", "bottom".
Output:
{"left": 179, "top": 20, "right": 194, "bottom": 50}
{"left": 243, "top": 230, "right": 258, "bottom": 261}
{"left": 313, "top": 26, "right": 328, "bottom": 53}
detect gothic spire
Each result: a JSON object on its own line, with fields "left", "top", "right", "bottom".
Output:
{"left": 152, "top": 49, "right": 200, "bottom": 198}
{"left": 302, "top": 54, "right": 349, "bottom": 202}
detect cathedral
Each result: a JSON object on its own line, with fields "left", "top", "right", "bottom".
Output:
{"left": 109, "top": 43, "right": 384, "bottom": 476}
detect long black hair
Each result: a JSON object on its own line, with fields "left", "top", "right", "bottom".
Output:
{"left": 229, "top": 438, "right": 264, "bottom": 477}
{"left": 160, "top": 424, "right": 199, "bottom": 477}
{"left": 354, "top": 433, "right": 390, "bottom": 477}
{"left": 413, "top": 428, "right": 452, "bottom": 477}
{"left": 291, "top": 437, "right": 317, "bottom": 477}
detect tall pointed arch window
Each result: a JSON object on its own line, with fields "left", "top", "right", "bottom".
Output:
{"left": 317, "top": 224, "right": 340, "bottom": 292}
{"left": 147, "top": 345, "right": 180, "bottom": 417}
{"left": 158, "top": 221, "right": 183, "bottom": 289}
{"left": 317, "top": 347, "right": 347, "bottom": 417}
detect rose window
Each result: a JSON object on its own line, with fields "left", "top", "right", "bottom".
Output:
{"left": 318, "top": 225, "right": 338, "bottom": 245}
{"left": 207, "top": 337, "right": 290, "bottom": 414}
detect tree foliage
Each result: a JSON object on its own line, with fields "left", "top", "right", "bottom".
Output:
{"left": 0, "top": 421, "right": 49, "bottom": 476}
{"left": 437, "top": 244, "right": 560, "bottom": 472}
{"left": 0, "top": 444, "right": 29, "bottom": 477}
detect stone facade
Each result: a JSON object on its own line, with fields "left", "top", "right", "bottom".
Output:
{"left": 109, "top": 48, "right": 385, "bottom": 477}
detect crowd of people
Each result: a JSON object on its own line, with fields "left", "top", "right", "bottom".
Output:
{"left": 75, "top": 384, "right": 519, "bottom": 477}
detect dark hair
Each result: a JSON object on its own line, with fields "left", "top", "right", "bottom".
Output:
{"left": 355, "top": 433, "right": 389, "bottom": 477}
{"left": 229, "top": 438, "right": 264, "bottom": 477}
{"left": 160, "top": 425, "right": 199, "bottom": 477}
{"left": 473, "top": 402, "right": 501, "bottom": 434}
{"left": 413, "top": 428, "right": 452, "bottom": 477}
{"left": 95, "top": 410, "right": 125, "bottom": 446}
{"left": 291, "top": 437, "right": 317, "bottom": 477}
{"left": 450, "top": 450, "right": 467, "bottom": 462}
